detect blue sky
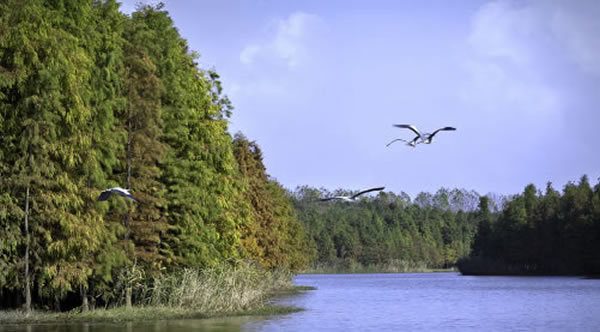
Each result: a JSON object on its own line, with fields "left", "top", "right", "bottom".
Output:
{"left": 120, "top": 0, "right": 600, "bottom": 197}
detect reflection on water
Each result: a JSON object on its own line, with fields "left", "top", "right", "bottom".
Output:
{"left": 3, "top": 273, "right": 600, "bottom": 331}
{"left": 0, "top": 316, "right": 261, "bottom": 332}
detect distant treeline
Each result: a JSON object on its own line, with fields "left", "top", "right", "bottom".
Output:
{"left": 290, "top": 187, "right": 496, "bottom": 271}
{"left": 459, "top": 175, "right": 600, "bottom": 275}
{"left": 291, "top": 176, "right": 600, "bottom": 276}
{"left": 0, "top": 1, "right": 310, "bottom": 311}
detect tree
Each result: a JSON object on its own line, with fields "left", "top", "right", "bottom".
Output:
{"left": 0, "top": 0, "right": 130, "bottom": 310}
{"left": 126, "top": 4, "right": 247, "bottom": 267}
{"left": 121, "top": 12, "right": 169, "bottom": 271}
{"left": 233, "top": 133, "right": 312, "bottom": 270}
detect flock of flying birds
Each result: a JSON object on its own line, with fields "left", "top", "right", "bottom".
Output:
{"left": 318, "top": 124, "right": 457, "bottom": 202}
{"left": 96, "top": 124, "right": 456, "bottom": 204}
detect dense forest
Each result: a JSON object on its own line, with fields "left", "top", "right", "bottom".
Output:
{"left": 292, "top": 177, "right": 600, "bottom": 276}
{"left": 459, "top": 175, "right": 600, "bottom": 275}
{"left": 291, "top": 186, "right": 501, "bottom": 271}
{"left": 0, "top": 0, "right": 310, "bottom": 312}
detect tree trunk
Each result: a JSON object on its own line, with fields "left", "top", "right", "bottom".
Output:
{"left": 24, "top": 185, "right": 31, "bottom": 314}
{"left": 125, "top": 118, "right": 132, "bottom": 232}
{"left": 125, "top": 286, "right": 132, "bottom": 308}
{"left": 81, "top": 286, "right": 89, "bottom": 312}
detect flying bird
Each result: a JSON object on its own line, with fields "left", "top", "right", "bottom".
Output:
{"left": 388, "top": 124, "right": 456, "bottom": 146}
{"left": 386, "top": 137, "right": 420, "bottom": 148}
{"left": 320, "top": 187, "right": 385, "bottom": 202}
{"left": 97, "top": 187, "right": 136, "bottom": 202}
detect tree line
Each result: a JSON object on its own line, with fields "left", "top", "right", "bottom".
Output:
{"left": 459, "top": 175, "right": 600, "bottom": 275}
{"left": 0, "top": 1, "right": 310, "bottom": 312}
{"left": 291, "top": 176, "right": 600, "bottom": 276}
{"left": 290, "top": 187, "right": 493, "bottom": 271}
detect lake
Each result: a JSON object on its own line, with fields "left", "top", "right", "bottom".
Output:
{"left": 2, "top": 273, "right": 600, "bottom": 331}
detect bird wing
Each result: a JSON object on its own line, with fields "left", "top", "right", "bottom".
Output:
{"left": 386, "top": 138, "right": 408, "bottom": 147}
{"left": 120, "top": 192, "right": 136, "bottom": 201}
{"left": 351, "top": 187, "right": 385, "bottom": 199}
{"left": 429, "top": 126, "right": 456, "bottom": 139}
{"left": 114, "top": 188, "right": 136, "bottom": 201}
{"left": 393, "top": 124, "right": 422, "bottom": 137}
{"left": 97, "top": 190, "right": 112, "bottom": 201}
{"left": 320, "top": 196, "right": 345, "bottom": 201}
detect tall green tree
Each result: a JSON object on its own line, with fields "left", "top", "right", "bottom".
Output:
{"left": 460, "top": 175, "right": 600, "bottom": 275}
{"left": 120, "top": 12, "right": 169, "bottom": 271}
{"left": 0, "top": 0, "right": 128, "bottom": 310}
{"left": 126, "top": 4, "right": 247, "bottom": 267}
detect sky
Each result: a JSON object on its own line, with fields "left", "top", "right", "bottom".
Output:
{"left": 119, "top": 0, "right": 600, "bottom": 197}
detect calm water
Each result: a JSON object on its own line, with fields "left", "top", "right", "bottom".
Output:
{"left": 3, "top": 273, "right": 600, "bottom": 331}
{"left": 252, "top": 273, "right": 600, "bottom": 331}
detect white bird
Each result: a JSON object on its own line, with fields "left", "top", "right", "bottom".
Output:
{"left": 386, "top": 137, "right": 420, "bottom": 148}
{"left": 97, "top": 187, "right": 136, "bottom": 202}
{"left": 320, "top": 187, "right": 385, "bottom": 202}
{"left": 388, "top": 124, "right": 456, "bottom": 146}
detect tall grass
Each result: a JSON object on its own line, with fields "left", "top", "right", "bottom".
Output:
{"left": 136, "top": 261, "right": 292, "bottom": 312}
{"left": 0, "top": 261, "right": 299, "bottom": 324}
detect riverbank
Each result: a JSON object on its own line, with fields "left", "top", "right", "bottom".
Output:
{"left": 303, "top": 267, "right": 457, "bottom": 274}
{"left": 303, "top": 260, "right": 457, "bottom": 274}
{"left": 456, "top": 256, "right": 593, "bottom": 276}
{"left": 0, "top": 286, "right": 313, "bottom": 325}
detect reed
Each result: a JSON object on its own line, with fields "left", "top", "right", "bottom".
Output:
{"left": 0, "top": 261, "right": 303, "bottom": 324}
{"left": 137, "top": 261, "right": 293, "bottom": 312}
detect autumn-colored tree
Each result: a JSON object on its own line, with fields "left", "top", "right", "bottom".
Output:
{"left": 233, "top": 133, "right": 312, "bottom": 270}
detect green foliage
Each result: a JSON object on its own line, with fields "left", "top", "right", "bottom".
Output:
{"left": 292, "top": 186, "right": 481, "bottom": 270}
{"left": 233, "top": 134, "right": 313, "bottom": 271}
{"left": 459, "top": 175, "right": 600, "bottom": 275}
{"left": 0, "top": 0, "right": 127, "bottom": 305}
{"left": 0, "top": 1, "right": 310, "bottom": 312}
{"left": 120, "top": 5, "right": 247, "bottom": 268}
{"left": 119, "top": 12, "right": 170, "bottom": 271}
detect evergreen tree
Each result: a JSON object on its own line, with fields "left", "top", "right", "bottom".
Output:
{"left": 126, "top": 4, "right": 247, "bottom": 267}
{"left": 0, "top": 0, "right": 127, "bottom": 309}
{"left": 120, "top": 12, "right": 169, "bottom": 271}
{"left": 233, "top": 133, "right": 311, "bottom": 270}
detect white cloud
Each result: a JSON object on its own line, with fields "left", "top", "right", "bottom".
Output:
{"left": 467, "top": 0, "right": 600, "bottom": 75}
{"left": 239, "top": 12, "right": 322, "bottom": 69}
{"left": 467, "top": 1, "right": 552, "bottom": 65}
{"left": 550, "top": 2, "right": 600, "bottom": 75}
{"left": 460, "top": 60, "right": 560, "bottom": 115}
{"left": 460, "top": 0, "right": 573, "bottom": 117}
{"left": 239, "top": 45, "right": 260, "bottom": 64}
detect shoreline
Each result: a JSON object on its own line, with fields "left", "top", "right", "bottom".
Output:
{"left": 300, "top": 268, "right": 457, "bottom": 275}
{"left": 0, "top": 286, "right": 314, "bottom": 325}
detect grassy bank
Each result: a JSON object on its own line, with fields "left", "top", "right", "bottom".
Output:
{"left": 0, "top": 286, "right": 313, "bottom": 324}
{"left": 0, "top": 303, "right": 303, "bottom": 324}
{"left": 0, "top": 263, "right": 315, "bottom": 324}
{"left": 303, "top": 260, "right": 457, "bottom": 274}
